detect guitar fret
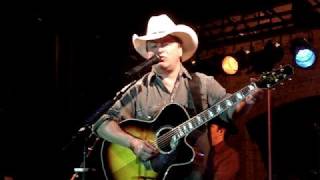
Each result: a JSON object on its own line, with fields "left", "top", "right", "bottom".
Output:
{"left": 196, "top": 116, "right": 202, "bottom": 125}
{"left": 241, "top": 87, "right": 249, "bottom": 95}
{"left": 178, "top": 127, "right": 184, "bottom": 137}
{"left": 172, "top": 135, "right": 177, "bottom": 142}
{"left": 224, "top": 101, "right": 229, "bottom": 107}
{"left": 236, "top": 92, "right": 244, "bottom": 100}
{"left": 191, "top": 121, "right": 197, "bottom": 129}
{"left": 216, "top": 105, "right": 222, "bottom": 112}
{"left": 203, "top": 111, "right": 210, "bottom": 121}
{"left": 213, "top": 107, "right": 218, "bottom": 114}
{"left": 242, "top": 84, "right": 256, "bottom": 96}
{"left": 242, "top": 90, "right": 246, "bottom": 96}
{"left": 226, "top": 99, "right": 232, "bottom": 107}
{"left": 248, "top": 84, "right": 255, "bottom": 91}
{"left": 230, "top": 95, "right": 238, "bottom": 103}
{"left": 182, "top": 124, "right": 188, "bottom": 133}
{"left": 208, "top": 110, "right": 214, "bottom": 118}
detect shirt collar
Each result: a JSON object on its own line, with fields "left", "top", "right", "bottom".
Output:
{"left": 148, "top": 64, "right": 192, "bottom": 83}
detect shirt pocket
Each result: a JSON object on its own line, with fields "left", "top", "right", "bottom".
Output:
{"left": 135, "top": 106, "right": 156, "bottom": 121}
{"left": 148, "top": 103, "right": 165, "bottom": 118}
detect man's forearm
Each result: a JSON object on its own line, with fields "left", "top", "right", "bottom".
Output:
{"left": 234, "top": 100, "right": 254, "bottom": 118}
{"left": 96, "top": 120, "right": 135, "bottom": 149}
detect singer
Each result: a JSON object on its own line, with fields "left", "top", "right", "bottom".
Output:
{"left": 92, "top": 14, "right": 263, "bottom": 180}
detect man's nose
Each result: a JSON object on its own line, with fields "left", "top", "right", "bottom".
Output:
{"left": 156, "top": 44, "right": 165, "bottom": 52}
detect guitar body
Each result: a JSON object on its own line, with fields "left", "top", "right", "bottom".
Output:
{"left": 102, "top": 103, "right": 196, "bottom": 180}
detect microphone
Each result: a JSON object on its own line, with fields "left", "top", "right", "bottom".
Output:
{"left": 125, "top": 54, "right": 160, "bottom": 76}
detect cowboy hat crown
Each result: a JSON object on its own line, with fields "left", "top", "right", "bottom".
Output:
{"left": 132, "top": 14, "right": 198, "bottom": 62}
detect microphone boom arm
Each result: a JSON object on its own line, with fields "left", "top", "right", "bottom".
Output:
{"left": 125, "top": 55, "right": 160, "bottom": 76}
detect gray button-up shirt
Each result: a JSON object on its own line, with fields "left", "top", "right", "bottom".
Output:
{"left": 104, "top": 65, "right": 229, "bottom": 123}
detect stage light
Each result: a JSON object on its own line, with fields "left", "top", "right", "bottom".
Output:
{"left": 222, "top": 56, "right": 239, "bottom": 75}
{"left": 291, "top": 38, "right": 317, "bottom": 68}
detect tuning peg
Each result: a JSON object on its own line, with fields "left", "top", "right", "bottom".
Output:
{"left": 280, "top": 82, "right": 284, "bottom": 86}
{"left": 288, "top": 78, "right": 292, "bottom": 81}
{"left": 272, "top": 88, "right": 276, "bottom": 91}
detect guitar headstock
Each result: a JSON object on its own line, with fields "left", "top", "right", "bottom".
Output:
{"left": 255, "top": 64, "right": 294, "bottom": 89}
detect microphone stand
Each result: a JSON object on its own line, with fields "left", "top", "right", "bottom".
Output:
{"left": 69, "top": 56, "right": 153, "bottom": 180}
{"left": 70, "top": 133, "right": 100, "bottom": 180}
{"left": 69, "top": 80, "right": 138, "bottom": 180}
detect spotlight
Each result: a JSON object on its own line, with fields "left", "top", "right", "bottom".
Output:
{"left": 291, "top": 38, "right": 317, "bottom": 68}
{"left": 222, "top": 55, "right": 239, "bottom": 75}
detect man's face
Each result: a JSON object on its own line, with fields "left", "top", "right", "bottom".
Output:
{"left": 210, "top": 124, "right": 226, "bottom": 145}
{"left": 146, "top": 35, "right": 182, "bottom": 71}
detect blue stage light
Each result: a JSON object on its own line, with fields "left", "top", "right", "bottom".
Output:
{"left": 295, "top": 49, "right": 316, "bottom": 68}
{"left": 291, "top": 38, "right": 317, "bottom": 68}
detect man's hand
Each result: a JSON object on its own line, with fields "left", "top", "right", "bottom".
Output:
{"left": 234, "top": 78, "right": 265, "bottom": 116}
{"left": 245, "top": 78, "right": 264, "bottom": 104}
{"left": 129, "top": 138, "right": 159, "bottom": 161}
{"left": 245, "top": 89, "right": 264, "bottom": 104}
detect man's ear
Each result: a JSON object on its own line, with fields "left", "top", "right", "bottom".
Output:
{"left": 218, "top": 128, "right": 226, "bottom": 134}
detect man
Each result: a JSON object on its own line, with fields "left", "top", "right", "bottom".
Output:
{"left": 203, "top": 118, "right": 240, "bottom": 180}
{"left": 93, "top": 14, "right": 262, "bottom": 180}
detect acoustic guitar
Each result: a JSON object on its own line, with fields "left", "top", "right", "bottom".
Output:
{"left": 101, "top": 64, "right": 294, "bottom": 180}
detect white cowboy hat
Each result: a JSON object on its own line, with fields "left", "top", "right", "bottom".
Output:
{"left": 132, "top": 14, "right": 198, "bottom": 62}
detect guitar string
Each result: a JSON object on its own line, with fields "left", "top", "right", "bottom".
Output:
{"left": 152, "top": 92, "right": 222, "bottom": 148}
{"left": 153, "top": 86, "right": 253, "bottom": 149}
{"left": 152, "top": 87, "right": 251, "bottom": 149}
{"left": 148, "top": 67, "right": 291, "bottom": 148}
{"left": 140, "top": 66, "right": 290, "bottom": 148}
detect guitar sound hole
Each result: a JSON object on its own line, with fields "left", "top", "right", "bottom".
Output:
{"left": 156, "top": 127, "right": 174, "bottom": 153}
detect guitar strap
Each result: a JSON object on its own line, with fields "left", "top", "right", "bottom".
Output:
{"left": 189, "top": 73, "right": 206, "bottom": 114}
{"left": 187, "top": 73, "right": 211, "bottom": 179}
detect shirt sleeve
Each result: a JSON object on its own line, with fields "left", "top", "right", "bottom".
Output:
{"left": 92, "top": 82, "right": 138, "bottom": 132}
{"left": 204, "top": 74, "right": 235, "bottom": 121}
{"left": 107, "top": 85, "right": 137, "bottom": 121}
{"left": 214, "top": 149, "right": 240, "bottom": 180}
{"left": 205, "top": 75, "right": 227, "bottom": 106}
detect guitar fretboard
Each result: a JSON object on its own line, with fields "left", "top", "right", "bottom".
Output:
{"left": 167, "top": 83, "right": 257, "bottom": 142}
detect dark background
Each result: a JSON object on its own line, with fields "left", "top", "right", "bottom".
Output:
{"left": 0, "top": 1, "right": 319, "bottom": 179}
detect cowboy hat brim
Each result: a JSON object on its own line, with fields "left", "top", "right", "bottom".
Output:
{"left": 132, "top": 24, "right": 198, "bottom": 62}
{"left": 210, "top": 117, "right": 238, "bottom": 134}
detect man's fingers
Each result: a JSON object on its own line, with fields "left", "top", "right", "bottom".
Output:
{"left": 143, "top": 142, "right": 159, "bottom": 154}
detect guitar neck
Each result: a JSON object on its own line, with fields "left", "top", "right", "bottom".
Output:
{"left": 172, "top": 83, "right": 257, "bottom": 139}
